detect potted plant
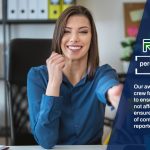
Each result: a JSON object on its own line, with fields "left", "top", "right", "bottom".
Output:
{"left": 120, "top": 37, "right": 135, "bottom": 73}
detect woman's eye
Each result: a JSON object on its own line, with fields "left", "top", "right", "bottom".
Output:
{"left": 79, "top": 31, "right": 88, "bottom": 34}
{"left": 64, "top": 30, "right": 70, "bottom": 34}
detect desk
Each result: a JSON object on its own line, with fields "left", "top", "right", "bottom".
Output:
{"left": 7, "top": 145, "right": 107, "bottom": 150}
{"left": 6, "top": 145, "right": 143, "bottom": 150}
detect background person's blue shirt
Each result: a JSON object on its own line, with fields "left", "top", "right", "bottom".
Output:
{"left": 27, "top": 64, "right": 119, "bottom": 149}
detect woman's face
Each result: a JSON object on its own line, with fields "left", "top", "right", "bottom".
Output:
{"left": 61, "top": 15, "right": 92, "bottom": 62}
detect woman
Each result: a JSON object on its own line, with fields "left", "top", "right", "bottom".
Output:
{"left": 27, "top": 5, "right": 122, "bottom": 149}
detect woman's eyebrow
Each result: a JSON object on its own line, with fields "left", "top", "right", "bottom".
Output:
{"left": 64, "top": 27, "right": 71, "bottom": 29}
{"left": 65, "top": 26, "right": 89, "bottom": 29}
{"left": 79, "top": 26, "right": 89, "bottom": 30}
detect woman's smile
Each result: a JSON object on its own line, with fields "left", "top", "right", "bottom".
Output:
{"left": 66, "top": 44, "right": 83, "bottom": 52}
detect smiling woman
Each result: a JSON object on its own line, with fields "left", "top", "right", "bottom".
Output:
{"left": 27, "top": 5, "right": 123, "bottom": 149}
{"left": 61, "top": 15, "right": 92, "bottom": 63}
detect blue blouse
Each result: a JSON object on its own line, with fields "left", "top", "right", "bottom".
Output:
{"left": 27, "top": 64, "right": 119, "bottom": 149}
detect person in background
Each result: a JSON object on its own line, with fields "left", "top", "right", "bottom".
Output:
{"left": 27, "top": 5, "right": 123, "bottom": 149}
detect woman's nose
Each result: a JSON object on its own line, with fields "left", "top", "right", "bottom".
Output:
{"left": 70, "top": 33, "right": 79, "bottom": 42}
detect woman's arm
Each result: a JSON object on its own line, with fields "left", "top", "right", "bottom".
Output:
{"left": 95, "top": 65, "right": 123, "bottom": 108}
{"left": 27, "top": 52, "right": 65, "bottom": 149}
{"left": 46, "top": 52, "right": 65, "bottom": 96}
{"left": 107, "top": 84, "right": 123, "bottom": 109}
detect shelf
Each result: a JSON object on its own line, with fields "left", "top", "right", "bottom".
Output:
{"left": 6, "top": 19, "right": 56, "bottom": 24}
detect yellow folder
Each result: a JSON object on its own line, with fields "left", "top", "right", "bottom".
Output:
{"left": 48, "top": 0, "right": 61, "bottom": 20}
{"left": 61, "top": 0, "right": 75, "bottom": 12}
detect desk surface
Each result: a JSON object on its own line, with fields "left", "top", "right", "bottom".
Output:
{"left": 7, "top": 145, "right": 107, "bottom": 150}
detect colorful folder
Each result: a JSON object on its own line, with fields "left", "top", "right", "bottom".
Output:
{"left": 48, "top": 0, "right": 61, "bottom": 20}
{"left": 61, "top": 0, "right": 75, "bottom": 12}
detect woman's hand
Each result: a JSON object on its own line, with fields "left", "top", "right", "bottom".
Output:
{"left": 46, "top": 52, "right": 65, "bottom": 96}
{"left": 107, "top": 84, "right": 123, "bottom": 109}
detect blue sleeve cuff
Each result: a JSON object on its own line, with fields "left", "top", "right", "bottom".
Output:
{"left": 96, "top": 79, "right": 119, "bottom": 104}
{"left": 39, "top": 95, "right": 63, "bottom": 123}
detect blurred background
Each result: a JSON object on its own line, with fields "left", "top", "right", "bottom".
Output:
{"left": 0, "top": 0, "right": 146, "bottom": 146}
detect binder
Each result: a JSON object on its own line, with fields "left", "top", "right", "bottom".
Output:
{"left": 37, "top": 0, "right": 48, "bottom": 19}
{"left": 7, "top": 0, "right": 18, "bottom": 20}
{"left": 48, "top": 0, "right": 61, "bottom": 20}
{"left": 61, "top": 0, "right": 75, "bottom": 12}
{"left": 0, "top": 0, "right": 2, "bottom": 19}
{"left": 28, "top": 0, "right": 38, "bottom": 19}
{"left": 18, "top": 0, "right": 28, "bottom": 20}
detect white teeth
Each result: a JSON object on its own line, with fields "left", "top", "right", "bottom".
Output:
{"left": 68, "top": 46, "right": 82, "bottom": 50}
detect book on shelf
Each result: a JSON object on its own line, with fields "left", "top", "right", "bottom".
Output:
{"left": 18, "top": 0, "right": 28, "bottom": 19}
{"left": 7, "top": 0, "right": 18, "bottom": 20}
{"left": 61, "top": 0, "right": 76, "bottom": 12}
{"left": 7, "top": 0, "right": 49, "bottom": 20}
{"left": 37, "top": 0, "right": 48, "bottom": 19}
{"left": 6, "top": 0, "right": 76, "bottom": 21}
{"left": 48, "top": 0, "right": 61, "bottom": 20}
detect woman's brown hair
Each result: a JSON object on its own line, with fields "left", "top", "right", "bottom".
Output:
{"left": 51, "top": 5, "right": 99, "bottom": 79}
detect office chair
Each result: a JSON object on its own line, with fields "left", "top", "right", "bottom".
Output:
{"left": 8, "top": 38, "right": 52, "bottom": 145}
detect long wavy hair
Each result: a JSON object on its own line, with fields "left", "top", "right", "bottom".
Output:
{"left": 51, "top": 5, "right": 99, "bottom": 79}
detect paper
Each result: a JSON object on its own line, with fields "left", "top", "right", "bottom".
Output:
{"left": 0, "top": 145, "right": 9, "bottom": 150}
{"left": 127, "top": 26, "right": 138, "bottom": 37}
{"left": 130, "top": 9, "right": 144, "bottom": 22}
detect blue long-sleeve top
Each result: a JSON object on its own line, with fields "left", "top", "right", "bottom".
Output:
{"left": 27, "top": 64, "right": 119, "bottom": 149}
